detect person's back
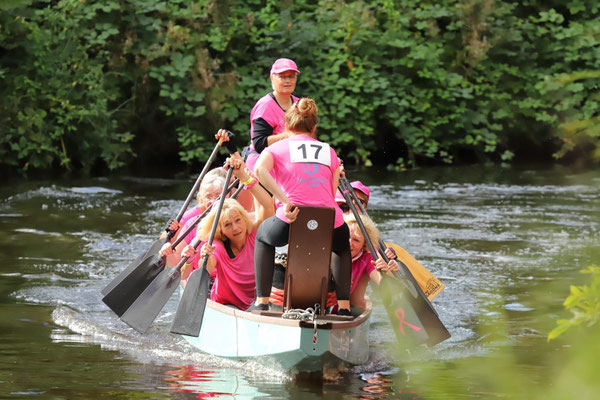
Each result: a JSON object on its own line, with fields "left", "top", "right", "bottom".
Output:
{"left": 250, "top": 97, "right": 352, "bottom": 315}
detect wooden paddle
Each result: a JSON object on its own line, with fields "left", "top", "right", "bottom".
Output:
{"left": 101, "top": 132, "right": 236, "bottom": 297}
{"left": 342, "top": 177, "right": 444, "bottom": 301}
{"left": 169, "top": 167, "right": 234, "bottom": 336}
{"left": 101, "top": 179, "right": 241, "bottom": 317}
{"left": 119, "top": 168, "right": 237, "bottom": 334}
{"left": 339, "top": 177, "right": 450, "bottom": 346}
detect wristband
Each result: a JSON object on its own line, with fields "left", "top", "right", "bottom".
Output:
{"left": 242, "top": 176, "right": 254, "bottom": 186}
{"left": 243, "top": 177, "right": 258, "bottom": 190}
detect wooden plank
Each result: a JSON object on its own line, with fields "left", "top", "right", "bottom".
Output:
{"left": 284, "top": 206, "right": 335, "bottom": 313}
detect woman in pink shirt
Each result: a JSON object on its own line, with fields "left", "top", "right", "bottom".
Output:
{"left": 343, "top": 213, "right": 398, "bottom": 314}
{"left": 180, "top": 157, "right": 274, "bottom": 310}
{"left": 250, "top": 97, "right": 352, "bottom": 315}
{"left": 244, "top": 58, "right": 300, "bottom": 172}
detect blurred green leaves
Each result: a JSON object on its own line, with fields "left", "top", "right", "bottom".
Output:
{"left": 548, "top": 265, "right": 600, "bottom": 341}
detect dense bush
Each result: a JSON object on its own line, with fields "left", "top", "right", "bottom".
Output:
{"left": 1, "top": 0, "right": 599, "bottom": 173}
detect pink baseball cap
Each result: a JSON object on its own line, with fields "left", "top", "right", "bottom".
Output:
{"left": 334, "top": 189, "right": 346, "bottom": 204}
{"left": 270, "top": 58, "right": 300, "bottom": 75}
{"left": 350, "top": 181, "right": 370, "bottom": 199}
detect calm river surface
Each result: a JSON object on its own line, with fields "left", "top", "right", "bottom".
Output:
{"left": 1, "top": 164, "right": 599, "bottom": 399}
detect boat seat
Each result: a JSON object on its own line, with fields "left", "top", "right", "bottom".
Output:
{"left": 283, "top": 206, "right": 334, "bottom": 315}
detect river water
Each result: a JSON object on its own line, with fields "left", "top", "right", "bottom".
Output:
{"left": 1, "top": 164, "right": 599, "bottom": 399}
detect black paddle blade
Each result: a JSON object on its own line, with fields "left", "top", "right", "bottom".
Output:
{"left": 102, "top": 253, "right": 165, "bottom": 317}
{"left": 119, "top": 266, "right": 183, "bottom": 333}
{"left": 169, "top": 267, "right": 211, "bottom": 336}
{"left": 378, "top": 275, "right": 451, "bottom": 347}
{"left": 101, "top": 237, "right": 167, "bottom": 296}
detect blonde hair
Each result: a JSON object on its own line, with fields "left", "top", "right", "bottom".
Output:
{"left": 284, "top": 97, "right": 318, "bottom": 135}
{"left": 197, "top": 198, "right": 254, "bottom": 242}
{"left": 343, "top": 213, "right": 380, "bottom": 252}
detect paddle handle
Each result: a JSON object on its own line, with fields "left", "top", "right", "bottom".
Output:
{"left": 169, "top": 131, "right": 234, "bottom": 230}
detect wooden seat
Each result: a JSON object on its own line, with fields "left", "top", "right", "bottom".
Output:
{"left": 283, "top": 206, "right": 334, "bottom": 315}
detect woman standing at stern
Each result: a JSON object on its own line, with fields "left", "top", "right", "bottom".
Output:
{"left": 244, "top": 58, "right": 300, "bottom": 171}
{"left": 250, "top": 98, "right": 352, "bottom": 316}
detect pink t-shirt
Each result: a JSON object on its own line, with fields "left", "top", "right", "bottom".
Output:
{"left": 179, "top": 206, "right": 202, "bottom": 231}
{"left": 247, "top": 93, "right": 299, "bottom": 171}
{"left": 265, "top": 135, "right": 343, "bottom": 227}
{"left": 351, "top": 251, "right": 376, "bottom": 295}
{"left": 180, "top": 216, "right": 199, "bottom": 245}
{"left": 209, "top": 229, "right": 257, "bottom": 310}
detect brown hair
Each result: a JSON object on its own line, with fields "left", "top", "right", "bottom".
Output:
{"left": 284, "top": 97, "right": 319, "bottom": 135}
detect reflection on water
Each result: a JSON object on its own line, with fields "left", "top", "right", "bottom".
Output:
{"left": 359, "top": 373, "right": 415, "bottom": 399}
{"left": 0, "top": 165, "right": 599, "bottom": 398}
{"left": 162, "top": 365, "right": 263, "bottom": 399}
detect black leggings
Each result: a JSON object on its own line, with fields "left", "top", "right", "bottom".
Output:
{"left": 254, "top": 216, "right": 351, "bottom": 301}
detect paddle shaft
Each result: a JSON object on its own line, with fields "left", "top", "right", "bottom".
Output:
{"left": 170, "top": 167, "right": 234, "bottom": 336}
{"left": 339, "top": 177, "right": 390, "bottom": 257}
{"left": 101, "top": 133, "right": 230, "bottom": 297}
{"left": 339, "top": 176, "right": 449, "bottom": 346}
{"left": 118, "top": 168, "right": 238, "bottom": 334}
{"left": 171, "top": 137, "right": 226, "bottom": 226}
{"left": 339, "top": 179, "right": 379, "bottom": 258}
{"left": 167, "top": 179, "right": 243, "bottom": 252}
{"left": 340, "top": 178, "right": 417, "bottom": 296}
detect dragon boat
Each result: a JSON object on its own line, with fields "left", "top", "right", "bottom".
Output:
{"left": 180, "top": 299, "right": 371, "bottom": 372}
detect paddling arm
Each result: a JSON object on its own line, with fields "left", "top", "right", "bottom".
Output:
{"left": 384, "top": 247, "right": 397, "bottom": 260}
{"left": 158, "top": 241, "right": 186, "bottom": 267}
{"left": 350, "top": 274, "right": 370, "bottom": 310}
{"left": 249, "top": 181, "right": 275, "bottom": 226}
{"left": 198, "top": 243, "right": 217, "bottom": 275}
{"left": 254, "top": 151, "right": 291, "bottom": 206}
{"left": 215, "top": 129, "right": 240, "bottom": 158}
{"left": 226, "top": 157, "right": 274, "bottom": 225}
{"left": 371, "top": 258, "right": 399, "bottom": 282}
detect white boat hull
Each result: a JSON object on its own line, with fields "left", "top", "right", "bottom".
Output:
{"left": 181, "top": 299, "right": 371, "bottom": 371}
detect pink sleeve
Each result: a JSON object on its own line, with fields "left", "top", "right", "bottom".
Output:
{"left": 179, "top": 218, "right": 197, "bottom": 245}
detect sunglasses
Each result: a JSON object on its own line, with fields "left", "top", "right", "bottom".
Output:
{"left": 338, "top": 199, "right": 367, "bottom": 213}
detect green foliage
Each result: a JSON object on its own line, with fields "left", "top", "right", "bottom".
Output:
{"left": 1, "top": 0, "right": 600, "bottom": 173}
{"left": 548, "top": 265, "right": 600, "bottom": 341}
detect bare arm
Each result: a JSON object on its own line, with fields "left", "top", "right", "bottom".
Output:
{"left": 350, "top": 274, "right": 370, "bottom": 310}
{"left": 266, "top": 131, "right": 290, "bottom": 147}
{"left": 254, "top": 151, "right": 289, "bottom": 206}
{"left": 254, "top": 150, "right": 298, "bottom": 222}
{"left": 368, "top": 269, "right": 382, "bottom": 285}
{"left": 226, "top": 157, "right": 274, "bottom": 225}
{"left": 248, "top": 179, "right": 274, "bottom": 226}
{"left": 181, "top": 243, "right": 217, "bottom": 281}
